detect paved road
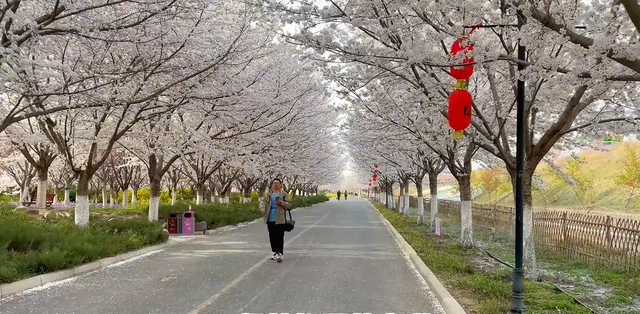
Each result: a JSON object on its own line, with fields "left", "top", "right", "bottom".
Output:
{"left": 0, "top": 198, "right": 444, "bottom": 314}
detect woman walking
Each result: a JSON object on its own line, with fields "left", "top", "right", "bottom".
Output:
{"left": 259, "top": 178, "right": 293, "bottom": 262}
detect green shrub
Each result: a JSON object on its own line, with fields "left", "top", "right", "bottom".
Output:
{"left": 0, "top": 210, "right": 166, "bottom": 284}
{"left": 158, "top": 195, "right": 329, "bottom": 229}
{"left": 230, "top": 192, "right": 241, "bottom": 203}
{"left": 158, "top": 202, "right": 261, "bottom": 228}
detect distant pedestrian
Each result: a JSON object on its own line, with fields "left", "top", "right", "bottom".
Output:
{"left": 337, "top": 190, "right": 341, "bottom": 200}
{"left": 344, "top": 191, "right": 348, "bottom": 200}
{"left": 259, "top": 178, "right": 292, "bottom": 262}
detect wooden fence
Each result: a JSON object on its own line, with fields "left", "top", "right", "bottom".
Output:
{"left": 426, "top": 199, "right": 640, "bottom": 271}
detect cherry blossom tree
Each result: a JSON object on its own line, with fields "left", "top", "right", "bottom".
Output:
{"left": 2, "top": 150, "right": 35, "bottom": 202}
{"left": 0, "top": 1, "right": 191, "bottom": 134}
{"left": 256, "top": 0, "right": 640, "bottom": 278}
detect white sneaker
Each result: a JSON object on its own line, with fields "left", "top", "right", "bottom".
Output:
{"left": 277, "top": 253, "right": 283, "bottom": 263}
{"left": 270, "top": 252, "right": 278, "bottom": 260}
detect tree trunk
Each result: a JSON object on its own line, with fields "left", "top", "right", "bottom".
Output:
{"left": 416, "top": 177, "right": 424, "bottom": 224}
{"left": 102, "top": 187, "right": 107, "bottom": 207}
{"left": 523, "top": 171, "right": 537, "bottom": 279}
{"left": 386, "top": 181, "right": 395, "bottom": 209}
{"left": 121, "top": 188, "right": 129, "bottom": 208}
{"left": 224, "top": 189, "right": 230, "bottom": 204}
{"left": 149, "top": 177, "right": 161, "bottom": 222}
{"left": 398, "top": 181, "right": 405, "bottom": 214}
{"left": 196, "top": 183, "right": 206, "bottom": 205}
{"left": 507, "top": 164, "right": 539, "bottom": 279}
{"left": 171, "top": 189, "right": 177, "bottom": 205}
{"left": 244, "top": 189, "right": 251, "bottom": 203}
{"left": 259, "top": 184, "right": 267, "bottom": 198}
{"left": 75, "top": 173, "right": 91, "bottom": 227}
{"left": 131, "top": 188, "right": 138, "bottom": 204}
{"left": 458, "top": 175, "right": 473, "bottom": 248}
{"left": 403, "top": 178, "right": 409, "bottom": 215}
{"left": 429, "top": 173, "right": 439, "bottom": 232}
{"left": 53, "top": 187, "right": 60, "bottom": 204}
{"left": 36, "top": 168, "right": 48, "bottom": 209}
{"left": 64, "top": 188, "right": 70, "bottom": 204}
{"left": 109, "top": 189, "right": 115, "bottom": 207}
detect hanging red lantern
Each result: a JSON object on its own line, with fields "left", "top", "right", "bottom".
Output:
{"left": 374, "top": 164, "right": 378, "bottom": 169}
{"left": 450, "top": 36, "right": 474, "bottom": 82}
{"left": 448, "top": 89, "right": 473, "bottom": 139}
{"left": 368, "top": 183, "right": 372, "bottom": 187}
{"left": 447, "top": 26, "right": 480, "bottom": 140}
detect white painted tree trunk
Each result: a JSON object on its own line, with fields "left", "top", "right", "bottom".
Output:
{"left": 244, "top": 197, "right": 251, "bottom": 203}
{"left": 524, "top": 202, "right": 538, "bottom": 278}
{"left": 196, "top": 193, "right": 203, "bottom": 205}
{"left": 36, "top": 179, "right": 47, "bottom": 208}
{"left": 460, "top": 200, "right": 473, "bottom": 247}
{"left": 122, "top": 188, "right": 129, "bottom": 208}
{"left": 131, "top": 189, "right": 137, "bottom": 204}
{"left": 224, "top": 195, "right": 230, "bottom": 204}
{"left": 404, "top": 194, "right": 410, "bottom": 216}
{"left": 417, "top": 197, "right": 424, "bottom": 224}
{"left": 109, "top": 191, "right": 115, "bottom": 207}
{"left": 20, "top": 187, "right": 26, "bottom": 202}
{"left": 102, "top": 188, "right": 107, "bottom": 207}
{"left": 149, "top": 196, "right": 160, "bottom": 222}
{"left": 210, "top": 193, "right": 215, "bottom": 203}
{"left": 171, "top": 190, "right": 177, "bottom": 205}
{"left": 75, "top": 195, "right": 90, "bottom": 227}
{"left": 430, "top": 197, "right": 439, "bottom": 231}
{"left": 53, "top": 188, "right": 60, "bottom": 204}
{"left": 64, "top": 188, "right": 70, "bottom": 204}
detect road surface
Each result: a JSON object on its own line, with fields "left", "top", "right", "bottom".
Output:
{"left": 0, "top": 198, "right": 444, "bottom": 314}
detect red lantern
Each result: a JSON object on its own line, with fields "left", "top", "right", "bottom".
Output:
{"left": 368, "top": 183, "right": 372, "bottom": 187}
{"left": 450, "top": 36, "right": 474, "bottom": 81}
{"left": 446, "top": 27, "right": 479, "bottom": 140}
{"left": 448, "top": 90, "right": 473, "bottom": 139}
{"left": 374, "top": 164, "right": 378, "bottom": 169}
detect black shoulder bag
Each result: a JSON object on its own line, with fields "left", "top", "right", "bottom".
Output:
{"left": 283, "top": 209, "right": 295, "bottom": 232}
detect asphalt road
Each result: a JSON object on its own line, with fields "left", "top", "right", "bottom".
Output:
{"left": 0, "top": 198, "right": 445, "bottom": 314}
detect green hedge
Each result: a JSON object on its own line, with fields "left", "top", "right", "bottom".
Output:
{"left": 0, "top": 205, "right": 167, "bottom": 285}
{"left": 158, "top": 194, "right": 329, "bottom": 229}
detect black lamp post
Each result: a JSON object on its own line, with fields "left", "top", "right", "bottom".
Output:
{"left": 462, "top": 15, "right": 528, "bottom": 313}
{"left": 510, "top": 34, "right": 527, "bottom": 314}
{"left": 461, "top": 10, "right": 586, "bottom": 313}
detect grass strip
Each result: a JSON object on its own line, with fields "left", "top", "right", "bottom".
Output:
{"left": 374, "top": 202, "right": 594, "bottom": 314}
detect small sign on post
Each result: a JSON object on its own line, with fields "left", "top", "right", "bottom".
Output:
{"left": 434, "top": 217, "right": 442, "bottom": 243}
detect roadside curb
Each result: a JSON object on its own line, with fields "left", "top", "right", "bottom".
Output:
{"left": 0, "top": 236, "right": 196, "bottom": 299}
{"left": 370, "top": 202, "right": 468, "bottom": 314}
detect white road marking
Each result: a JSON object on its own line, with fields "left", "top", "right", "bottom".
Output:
{"left": 186, "top": 212, "right": 331, "bottom": 314}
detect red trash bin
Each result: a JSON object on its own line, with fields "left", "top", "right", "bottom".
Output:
{"left": 167, "top": 212, "right": 178, "bottom": 234}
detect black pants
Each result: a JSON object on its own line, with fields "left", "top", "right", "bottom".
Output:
{"left": 267, "top": 222, "right": 285, "bottom": 254}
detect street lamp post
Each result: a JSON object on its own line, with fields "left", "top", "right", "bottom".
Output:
{"left": 509, "top": 37, "right": 527, "bottom": 314}
{"left": 461, "top": 11, "right": 584, "bottom": 313}
{"left": 462, "top": 15, "right": 527, "bottom": 312}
